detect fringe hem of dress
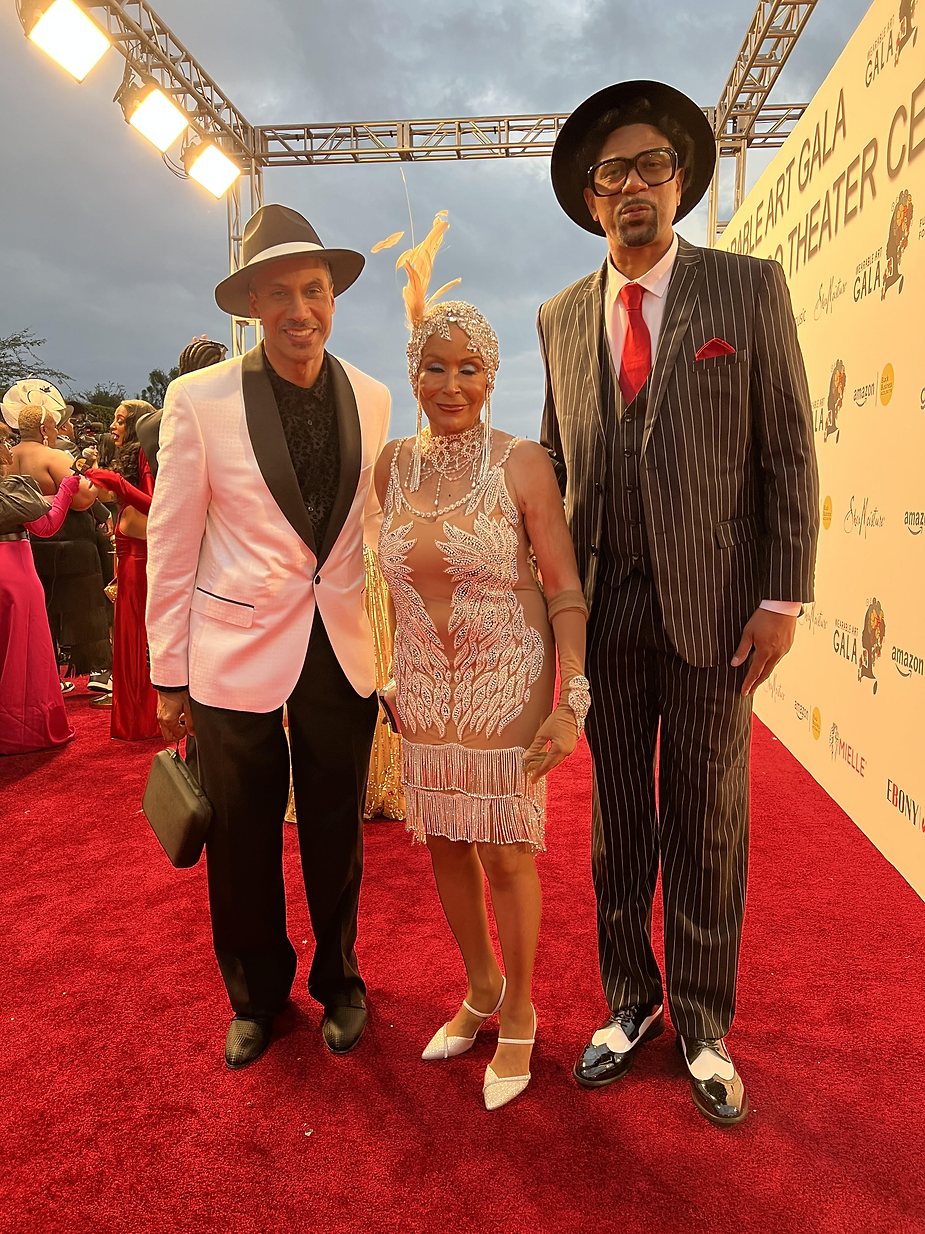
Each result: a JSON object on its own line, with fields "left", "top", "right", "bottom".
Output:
{"left": 402, "top": 740, "right": 546, "bottom": 851}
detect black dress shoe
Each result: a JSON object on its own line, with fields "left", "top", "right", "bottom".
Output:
{"left": 225, "top": 1014, "right": 274, "bottom": 1069}
{"left": 678, "top": 1035, "right": 749, "bottom": 1126}
{"left": 573, "top": 1002, "right": 664, "bottom": 1088}
{"left": 322, "top": 1003, "right": 368, "bottom": 1055}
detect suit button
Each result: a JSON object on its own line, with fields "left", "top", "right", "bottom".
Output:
{"left": 626, "top": 484, "right": 637, "bottom": 493}
{"left": 624, "top": 448, "right": 634, "bottom": 458}
{"left": 595, "top": 481, "right": 604, "bottom": 493}
{"left": 590, "top": 545, "right": 598, "bottom": 557}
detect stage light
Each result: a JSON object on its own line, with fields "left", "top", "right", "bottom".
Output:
{"left": 27, "top": 0, "right": 111, "bottom": 82}
{"left": 123, "top": 84, "right": 188, "bottom": 152}
{"left": 184, "top": 142, "right": 241, "bottom": 198}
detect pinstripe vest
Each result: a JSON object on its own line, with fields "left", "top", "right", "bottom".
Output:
{"left": 599, "top": 336, "right": 652, "bottom": 587}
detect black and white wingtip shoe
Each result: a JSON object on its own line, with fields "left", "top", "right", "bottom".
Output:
{"left": 679, "top": 1035, "right": 749, "bottom": 1126}
{"left": 573, "top": 1001, "right": 665, "bottom": 1088}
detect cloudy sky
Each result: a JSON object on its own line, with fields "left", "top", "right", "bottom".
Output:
{"left": 1, "top": 0, "right": 872, "bottom": 438}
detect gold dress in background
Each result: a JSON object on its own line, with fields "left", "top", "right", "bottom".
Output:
{"left": 286, "top": 545, "right": 405, "bottom": 823}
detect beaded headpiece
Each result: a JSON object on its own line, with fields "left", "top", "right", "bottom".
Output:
{"left": 383, "top": 211, "right": 500, "bottom": 489}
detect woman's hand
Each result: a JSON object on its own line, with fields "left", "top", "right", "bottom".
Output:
{"left": 522, "top": 705, "right": 579, "bottom": 781}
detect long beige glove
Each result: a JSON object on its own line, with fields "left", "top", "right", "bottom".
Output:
{"left": 523, "top": 593, "right": 590, "bottom": 781}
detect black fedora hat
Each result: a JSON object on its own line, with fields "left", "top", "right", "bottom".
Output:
{"left": 215, "top": 204, "right": 365, "bottom": 316}
{"left": 551, "top": 80, "right": 716, "bottom": 235}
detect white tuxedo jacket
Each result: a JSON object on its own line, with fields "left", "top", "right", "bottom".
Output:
{"left": 145, "top": 345, "right": 390, "bottom": 711}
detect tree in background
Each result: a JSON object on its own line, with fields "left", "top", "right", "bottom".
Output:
{"left": 138, "top": 367, "right": 179, "bottom": 408}
{"left": 0, "top": 328, "right": 70, "bottom": 392}
{"left": 78, "top": 381, "right": 126, "bottom": 410}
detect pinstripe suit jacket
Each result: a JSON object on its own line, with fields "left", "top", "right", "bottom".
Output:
{"left": 539, "top": 236, "right": 819, "bottom": 667}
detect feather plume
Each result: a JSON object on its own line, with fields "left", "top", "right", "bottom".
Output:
{"left": 371, "top": 230, "right": 404, "bottom": 253}
{"left": 396, "top": 211, "right": 459, "bottom": 327}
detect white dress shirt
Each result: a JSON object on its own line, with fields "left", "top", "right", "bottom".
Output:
{"left": 603, "top": 231, "right": 801, "bottom": 618}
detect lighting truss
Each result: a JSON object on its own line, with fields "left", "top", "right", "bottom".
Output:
{"left": 256, "top": 114, "right": 569, "bottom": 166}
{"left": 81, "top": 0, "right": 254, "bottom": 156}
{"left": 708, "top": 1, "right": 819, "bottom": 241}
{"left": 14, "top": 0, "right": 821, "bottom": 350}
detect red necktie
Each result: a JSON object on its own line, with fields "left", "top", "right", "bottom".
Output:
{"left": 618, "top": 282, "right": 651, "bottom": 406}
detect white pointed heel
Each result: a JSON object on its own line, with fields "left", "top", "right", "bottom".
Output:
{"left": 421, "top": 977, "right": 506, "bottom": 1061}
{"left": 483, "top": 1007, "right": 537, "bottom": 1110}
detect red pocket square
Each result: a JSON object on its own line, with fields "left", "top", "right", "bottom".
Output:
{"left": 695, "top": 338, "right": 737, "bottom": 360}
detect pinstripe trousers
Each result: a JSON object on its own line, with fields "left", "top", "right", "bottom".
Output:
{"left": 585, "top": 571, "right": 752, "bottom": 1040}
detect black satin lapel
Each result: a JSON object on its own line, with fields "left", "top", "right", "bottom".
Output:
{"left": 575, "top": 264, "right": 607, "bottom": 444}
{"left": 241, "top": 344, "right": 316, "bottom": 556}
{"left": 318, "top": 354, "right": 361, "bottom": 567}
{"left": 643, "top": 240, "right": 705, "bottom": 451}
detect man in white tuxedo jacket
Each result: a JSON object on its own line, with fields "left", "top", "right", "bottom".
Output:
{"left": 146, "top": 205, "right": 390, "bottom": 1068}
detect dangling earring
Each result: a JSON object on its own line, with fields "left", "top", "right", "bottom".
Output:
{"left": 479, "top": 388, "right": 492, "bottom": 482}
{"left": 410, "top": 393, "right": 423, "bottom": 491}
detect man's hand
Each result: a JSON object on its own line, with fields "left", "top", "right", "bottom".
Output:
{"left": 157, "top": 690, "right": 195, "bottom": 740}
{"left": 731, "top": 609, "right": 798, "bottom": 696}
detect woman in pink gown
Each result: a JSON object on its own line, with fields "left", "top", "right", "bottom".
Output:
{"left": 0, "top": 427, "right": 79, "bottom": 755}
{"left": 86, "top": 400, "right": 159, "bottom": 741}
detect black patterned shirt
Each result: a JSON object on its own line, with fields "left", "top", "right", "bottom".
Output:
{"left": 265, "top": 349, "right": 340, "bottom": 548}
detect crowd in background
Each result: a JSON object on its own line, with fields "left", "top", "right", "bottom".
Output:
{"left": 0, "top": 337, "right": 226, "bottom": 755}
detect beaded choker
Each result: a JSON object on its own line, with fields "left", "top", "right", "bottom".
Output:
{"left": 419, "top": 422, "right": 485, "bottom": 477}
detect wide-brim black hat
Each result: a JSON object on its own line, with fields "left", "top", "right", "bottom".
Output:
{"left": 551, "top": 80, "right": 716, "bottom": 235}
{"left": 215, "top": 204, "right": 365, "bottom": 316}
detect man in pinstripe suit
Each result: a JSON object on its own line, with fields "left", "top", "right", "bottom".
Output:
{"left": 539, "top": 81, "right": 818, "bottom": 1125}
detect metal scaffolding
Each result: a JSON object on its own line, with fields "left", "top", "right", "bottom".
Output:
{"left": 708, "top": 1, "right": 819, "bottom": 242}
{"left": 15, "top": 0, "right": 823, "bottom": 350}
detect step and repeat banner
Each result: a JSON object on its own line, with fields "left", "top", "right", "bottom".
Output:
{"left": 718, "top": 0, "right": 924, "bottom": 899}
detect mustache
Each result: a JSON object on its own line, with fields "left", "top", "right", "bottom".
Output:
{"left": 619, "top": 197, "right": 656, "bottom": 216}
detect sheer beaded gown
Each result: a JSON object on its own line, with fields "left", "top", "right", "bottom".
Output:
{"left": 379, "top": 422, "right": 555, "bottom": 850}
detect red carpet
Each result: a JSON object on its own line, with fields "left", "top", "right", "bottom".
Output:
{"left": 1, "top": 687, "right": 923, "bottom": 1234}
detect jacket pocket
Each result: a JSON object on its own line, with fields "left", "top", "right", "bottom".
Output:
{"left": 690, "top": 348, "right": 747, "bottom": 371}
{"left": 191, "top": 587, "right": 255, "bottom": 628}
{"left": 714, "top": 514, "right": 763, "bottom": 549}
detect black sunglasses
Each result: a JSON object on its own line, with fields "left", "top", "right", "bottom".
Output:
{"left": 587, "top": 147, "right": 679, "bottom": 197}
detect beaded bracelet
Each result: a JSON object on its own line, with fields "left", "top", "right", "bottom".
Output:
{"left": 563, "top": 675, "right": 591, "bottom": 735}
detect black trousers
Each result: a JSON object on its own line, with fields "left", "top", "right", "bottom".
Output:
{"left": 190, "top": 616, "right": 378, "bottom": 1019}
{"left": 585, "top": 572, "right": 753, "bottom": 1040}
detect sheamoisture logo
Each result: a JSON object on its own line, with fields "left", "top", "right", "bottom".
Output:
{"left": 815, "top": 274, "right": 849, "bottom": 318}
{"left": 764, "top": 672, "right": 785, "bottom": 704}
{"left": 799, "top": 603, "right": 828, "bottom": 636}
{"left": 843, "top": 496, "right": 885, "bottom": 536}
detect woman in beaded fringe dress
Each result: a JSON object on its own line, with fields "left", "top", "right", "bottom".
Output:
{"left": 374, "top": 214, "right": 590, "bottom": 1110}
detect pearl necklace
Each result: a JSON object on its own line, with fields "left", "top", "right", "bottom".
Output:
{"left": 405, "top": 422, "right": 486, "bottom": 517}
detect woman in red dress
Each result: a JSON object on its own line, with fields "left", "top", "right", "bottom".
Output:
{"left": 0, "top": 424, "right": 79, "bottom": 755}
{"left": 86, "top": 400, "right": 159, "bottom": 741}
